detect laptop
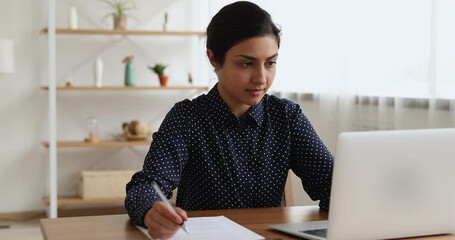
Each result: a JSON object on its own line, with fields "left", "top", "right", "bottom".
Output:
{"left": 271, "top": 128, "right": 455, "bottom": 240}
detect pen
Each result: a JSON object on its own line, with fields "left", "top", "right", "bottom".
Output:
{"left": 151, "top": 181, "right": 189, "bottom": 234}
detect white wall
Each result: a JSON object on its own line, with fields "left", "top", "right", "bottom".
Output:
{"left": 0, "top": 0, "right": 48, "bottom": 213}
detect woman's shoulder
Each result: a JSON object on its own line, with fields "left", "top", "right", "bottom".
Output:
{"left": 160, "top": 95, "right": 209, "bottom": 131}
{"left": 170, "top": 93, "right": 209, "bottom": 115}
{"left": 178, "top": 92, "right": 208, "bottom": 104}
{"left": 264, "top": 94, "right": 300, "bottom": 112}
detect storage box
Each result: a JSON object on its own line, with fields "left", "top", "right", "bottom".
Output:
{"left": 78, "top": 169, "right": 135, "bottom": 199}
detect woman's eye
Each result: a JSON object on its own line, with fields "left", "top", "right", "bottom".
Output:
{"left": 266, "top": 61, "right": 277, "bottom": 68}
{"left": 241, "top": 62, "right": 253, "bottom": 68}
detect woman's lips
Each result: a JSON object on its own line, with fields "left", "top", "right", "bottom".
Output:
{"left": 247, "top": 88, "right": 263, "bottom": 96}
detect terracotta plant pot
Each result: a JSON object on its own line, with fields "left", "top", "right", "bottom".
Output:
{"left": 159, "top": 75, "right": 168, "bottom": 87}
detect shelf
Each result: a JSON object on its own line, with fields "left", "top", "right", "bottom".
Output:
{"left": 42, "top": 140, "right": 150, "bottom": 148}
{"left": 41, "top": 85, "right": 209, "bottom": 91}
{"left": 42, "top": 5, "right": 207, "bottom": 218}
{"left": 41, "top": 28, "right": 206, "bottom": 37}
{"left": 42, "top": 196, "right": 125, "bottom": 207}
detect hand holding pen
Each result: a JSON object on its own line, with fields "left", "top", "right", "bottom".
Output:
{"left": 143, "top": 181, "right": 189, "bottom": 239}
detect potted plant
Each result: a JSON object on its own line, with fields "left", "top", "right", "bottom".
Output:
{"left": 149, "top": 63, "right": 169, "bottom": 87}
{"left": 101, "top": 0, "right": 136, "bottom": 30}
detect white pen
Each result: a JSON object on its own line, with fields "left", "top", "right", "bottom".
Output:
{"left": 151, "top": 181, "right": 189, "bottom": 234}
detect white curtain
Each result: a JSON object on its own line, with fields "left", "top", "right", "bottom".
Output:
{"left": 270, "top": 0, "right": 455, "bottom": 98}
{"left": 265, "top": 0, "right": 455, "bottom": 152}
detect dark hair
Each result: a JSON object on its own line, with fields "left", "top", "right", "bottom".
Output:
{"left": 206, "top": 1, "right": 281, "bottom": 66}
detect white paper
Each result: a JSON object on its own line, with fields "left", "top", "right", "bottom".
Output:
{"left": 137, "top": 216, "right": 264, "bottom": 240}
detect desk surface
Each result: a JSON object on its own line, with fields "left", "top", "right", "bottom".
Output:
{"left": 40, "top": 206, "right": 454, "bottom": 240}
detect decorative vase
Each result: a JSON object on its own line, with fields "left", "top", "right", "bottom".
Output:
{"left": 188, "top": 73, "right": 193, "bottom": 85}
{"left": 125, "top": 63, "right": 136, "bottom": 86}
{"left": 114, "top": 16, "right": 127, "bottom": 30}
{"left": 162, "top": 13, "right": 168, "bottom": 31}
{"left": 69, "top": 6, "right": 78, "bottom": 30}
{"left": 94, "top": 57, "right": 103, "bottom": 87}
{"left": 159, "top": 75, "right": 168, "bottom": 87}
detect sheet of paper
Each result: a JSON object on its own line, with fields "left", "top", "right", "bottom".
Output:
{"left": 137, "top": 215, "right": 264, "bottom": 240}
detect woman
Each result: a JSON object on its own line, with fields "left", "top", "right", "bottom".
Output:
{"left": 125, "top": 1, "right": 334, "bottom": 239}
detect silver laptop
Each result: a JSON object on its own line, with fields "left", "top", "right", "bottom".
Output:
{"left": 271, "top": 128, "right": 455, "bottom": 240}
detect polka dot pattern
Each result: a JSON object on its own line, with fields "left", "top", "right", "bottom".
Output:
{"left": 125, "top": 85, "right": 334, "bottom": 227}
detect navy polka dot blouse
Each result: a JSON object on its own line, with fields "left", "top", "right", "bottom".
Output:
{"left": 125, "top": 85, "right": 334, "bottom": 227}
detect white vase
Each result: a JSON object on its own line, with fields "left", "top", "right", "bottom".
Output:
{"left": 69, "top": 6, "right": 78, "bottom": 30}
{"left": 94, "top": 57, "right": 103, "bottom": 87}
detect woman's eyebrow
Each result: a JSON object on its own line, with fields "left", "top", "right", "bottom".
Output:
{"left": 268, "top": 53, "right": 279, "bottom": 59}
{"left": 236, "top": 53, "right": 279, "bottom": 60}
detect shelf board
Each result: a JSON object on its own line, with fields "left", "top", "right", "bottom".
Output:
{"left": 42, "top": 196, "right": 125, "bottom": 207}
{"left": 41, "top": 28, "right": 206, "bottom": 37}
{"left": 42, "top": 140, "right": 150, "bottom": 148}
{"left": 41, "top": 85, "right": 209, "bottom": 91}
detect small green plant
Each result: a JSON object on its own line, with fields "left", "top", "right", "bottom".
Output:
{"left": 101, "top": 0, "right": 136, "bottom": 29}
{"left": 149, "top": 63, "right": 168, "bottom": 76}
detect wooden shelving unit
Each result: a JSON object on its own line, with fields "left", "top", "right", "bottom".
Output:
{"left": 41, "top": 86, "right": 209, "bottom": 91}
{"left": 41, "top": 140, "right": 150, "bottom": 148}
{"left": 42, "top": 6, "right": 208, "bottom": 217}
{"left": 41, "top": 28, "right": 206, "bottom": 37}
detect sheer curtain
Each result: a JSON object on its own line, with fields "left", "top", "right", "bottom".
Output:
{"left": 266, "top": 0, "right": 455, "bottom": 152}
{"left": 268, "top": 1, "right": 455, "bottom": 205}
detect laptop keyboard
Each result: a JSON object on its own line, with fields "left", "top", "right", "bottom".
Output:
{"left": 300, "top": 228, "right": 328, "bottom": 238}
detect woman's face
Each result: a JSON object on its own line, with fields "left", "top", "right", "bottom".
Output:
{"left": 209, "top": 35, "right": 279, "bottom": 117}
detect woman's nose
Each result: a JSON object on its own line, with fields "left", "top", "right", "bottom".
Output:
{"left": 252, "top": 66, "right": 267, "bottom": 84}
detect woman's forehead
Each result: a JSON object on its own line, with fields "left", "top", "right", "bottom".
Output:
{"left": 227, "top": 35, "right": 279, "bottom": 58}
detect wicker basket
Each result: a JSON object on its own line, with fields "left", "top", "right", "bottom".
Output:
{"left": 79, "top": 169, "right": 135, "bottom": 199}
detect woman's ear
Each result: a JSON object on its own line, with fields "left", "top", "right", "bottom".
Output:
{"left": 206, "top": 49, "right": 221, "bottom": 70}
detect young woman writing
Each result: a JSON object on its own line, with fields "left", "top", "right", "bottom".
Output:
{"left": 125, "top": 2, "right": 334, "bottom": 239}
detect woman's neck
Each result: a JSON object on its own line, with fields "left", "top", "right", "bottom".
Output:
{"left": 217, "top": 85, "right": 250, "bottom": 118}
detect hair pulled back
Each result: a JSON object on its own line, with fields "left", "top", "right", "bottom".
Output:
{"left": 206, "top": 1, "right": 281, "bottom": 66}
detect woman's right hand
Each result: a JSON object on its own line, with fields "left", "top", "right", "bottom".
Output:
{"left": 144, "top": 201, "right": 188, "bottom": 239}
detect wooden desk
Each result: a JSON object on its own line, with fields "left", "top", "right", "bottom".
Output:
{"left": 40, "top": 206, "right": 454, "bottom": 240}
